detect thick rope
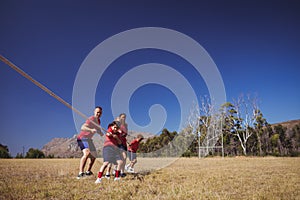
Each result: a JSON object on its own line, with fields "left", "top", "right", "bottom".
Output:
{"left": 0, "top": 54, "right": 106, "bottom": 133}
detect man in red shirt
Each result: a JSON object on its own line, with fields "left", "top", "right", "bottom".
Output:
{"left": 76, "top": 106, "right": 103, "bottom": 179}
{"left": 126, "top": 134, "right": 144, "bottom": 173}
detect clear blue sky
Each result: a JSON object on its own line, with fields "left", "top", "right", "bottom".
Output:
{"left": 1, "top": 0, "right": 299, "bottom": 156}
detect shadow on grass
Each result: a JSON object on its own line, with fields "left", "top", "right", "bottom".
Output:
{"left": 126, "top": 170, "right": 152, "bottom": 182}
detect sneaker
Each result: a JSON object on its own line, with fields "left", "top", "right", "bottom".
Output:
{"left": 105, "top": 174, "right": 111, "bottom": 180}
{"left": 77, "top": 172, "right": 85, "bottom": 179}
{"left": 120, "top": 173, "right": 127, "bottom": 177}
{"left": 127, "top": 168, "right": 134, "bottom": 173}
{"left": 114, "top": 177, "right": 121, "bottom": 181}
{"left": 95, "top": 178, "right": 102, "bottom": 184}
{"left": 85, "top": 171, "right": 94, "bottom": 176}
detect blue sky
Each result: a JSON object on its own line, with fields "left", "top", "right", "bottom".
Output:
{"left": 1, "top": 0, "right": 299, "bottom": 156}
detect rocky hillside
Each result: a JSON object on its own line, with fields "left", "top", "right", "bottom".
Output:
{"left": 272, "top": 119, "right": 300, "bottom": 129}
{"left": 41, "top": 131, "right": 153, "bottom": 158}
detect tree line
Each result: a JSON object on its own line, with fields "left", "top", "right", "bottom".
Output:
{"left": 137, "top": 95, "right": 300, "bottom": 157}
{"left": 1, "top": 95, "right": 299, "bottom": 158}
{"left": 0, "top": 145, "right": 53, "bottom": 159}
{"left": 136, "top": 120, "right": 300, "bottom": 157}
{"left": 1, "top": 117, "right": 299, "bottom": 158}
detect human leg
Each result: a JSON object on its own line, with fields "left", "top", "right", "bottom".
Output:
{"left": 127, "top": 152, "right": 137, "bottom": 173}
{"left": 105, "top": 163, "right": 112, "bottom": 179}
{"left": 85, "top": 140, "right": 97, "bottom": 174}
{"left": 86, "top": 155, "right": 96, "bottom": 175}
{"left": 120, "top": 149, "right": 127, "bottom": 176}
{"left": 95, "top": 161, "right": 109, "bottom": 184}
{"left": 114, "top": 159, "right": 123, "bottom": 181}
{"left": 79, "top": 148, "right": 90, "bottom": 174}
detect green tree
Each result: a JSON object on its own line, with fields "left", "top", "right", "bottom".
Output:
{"left": 221, "top": 102, "right": 237, "bottom": 156}
{"left": 270, "top": 134, "right": 280, "bottom": 156}
{"left": 273, "top": 125, "right": 287, "bottom": 155}
{"left": 290, "top": 123, "right": 300, "bottom": 156}
{"left": 25, "top": 148, "right": 45, "bottom": 158}
{"left": 264, "top": 123, "right": 274, "bottom": 155}
{"left": 15, "top": 153, "right": 24, "bottom": 158}
{"left": 253, "top": 109, "right": 268, "bottom": 156}
{"left": 0, "top": 144, "right": 11, "bottom": 158}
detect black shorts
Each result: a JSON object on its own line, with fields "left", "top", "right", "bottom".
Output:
{"left": 119, "top": 144, "right": 127, "bottom": 152}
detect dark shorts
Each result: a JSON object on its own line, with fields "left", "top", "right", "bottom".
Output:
{"left": 77, "top": 138, "right": 96, "bottom": 151}
{"left": 127, "top": 151, "right": 137, "bottom": 161}
{"left": 103, "top": 146, "right": 122, "bottom": 165}
{"left": 119, "top": 144, "right": 127, "bottom": 152}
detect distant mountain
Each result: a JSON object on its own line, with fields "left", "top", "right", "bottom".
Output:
{"left": 272, "top": 119, "right": 300, "bottom": 129}
{"left": 41, "top": 135, "right": 84, "bottom": 158}
{"left": 270, "top": 119, "right": 300, "bottom": 136}
{"left": 41, "top": 131, "right": 153, "bottom": 158}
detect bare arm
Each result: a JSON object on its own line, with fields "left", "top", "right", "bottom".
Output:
{"left": 81, "top": 123, "right": 96, "bottom": 133}
{"left": 81, "top": 120, "right": 103, "bottom": 136}
{"left": 106, "top": 132, "right": 122, "bottom": 144}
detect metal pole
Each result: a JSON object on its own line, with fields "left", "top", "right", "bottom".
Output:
{"left": 198, "top": 131, "right": 201, "bottom": 159}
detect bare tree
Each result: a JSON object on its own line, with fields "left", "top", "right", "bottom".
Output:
{"left": 231, "top": 94, "right": 259, "bottom": 155}
{"left": 187, "top": 96, "right": 223, "bottom": 157}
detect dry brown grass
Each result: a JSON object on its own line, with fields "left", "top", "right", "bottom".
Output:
{"left": 0, "top": 157, "right": 299, "bottom": 200}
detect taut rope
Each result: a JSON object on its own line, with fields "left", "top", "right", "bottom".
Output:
{"left": 0, "top": 54, "right": 106, "bottom": 133}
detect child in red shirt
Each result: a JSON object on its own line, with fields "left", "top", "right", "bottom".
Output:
{"left": 117, "top": 113, "right": 128, "bottom": 177}
{"left": 95, "top": 121, "right": 122, "bottom": 183}
{"left": 126, "top": 134, "right": 144, "bottom": 173}
{"left": 104, "top": 113, "right": 128, "bottom": 178}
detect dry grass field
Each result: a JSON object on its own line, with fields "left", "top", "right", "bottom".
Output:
{"left": 0, "top": 157, "right": 299, "bottom": 200}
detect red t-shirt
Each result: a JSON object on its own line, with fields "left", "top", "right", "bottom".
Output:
{"left": 103, "top": 127, "right": 119, "bottom": 147}
{"left": 77, "top": 116, "right": 100, "bottom": 139}
{"left": 119, "top": 124, "right": 127, "bottom": 146}
{"left": 128, "top": 139, "right": 140, "bottom": 153}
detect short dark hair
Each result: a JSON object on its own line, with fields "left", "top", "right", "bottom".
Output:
{"left": 107, "top": 121, "right": 120, "bottom": 129}
{"left": 95, "top": 106, "right": 102, "bottom": 111}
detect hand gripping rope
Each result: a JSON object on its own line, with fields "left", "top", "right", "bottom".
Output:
{"left": 0, "top": 54, "right": 106, "bottom": 134}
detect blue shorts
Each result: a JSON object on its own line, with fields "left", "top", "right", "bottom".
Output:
{"left": 103, "top": 146, "right": 122, "bottom": 165}
{"left": 77, "top": 138, "right": 96, "bottom": 151}
{"left": 127, "top": 151, "right": 137, "bottom": 161}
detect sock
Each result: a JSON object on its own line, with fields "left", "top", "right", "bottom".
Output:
{"left": 115, "top": 170, "right": 120, "bottom": 178}
{"left": 105, "top": 171, "right": 110, "bottom": 176}
{"left": 98, "top": 171, "right": 103, "bottom": 178}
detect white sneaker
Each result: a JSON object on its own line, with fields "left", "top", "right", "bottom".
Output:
{"left": 127, "top": 167, "right": 134, "bottom": 173}
{"left": 114, "top": 177, "right": 121, "bottom": 181}
{"left": 95, "top": 178, "right": 102, "bottom": 184}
